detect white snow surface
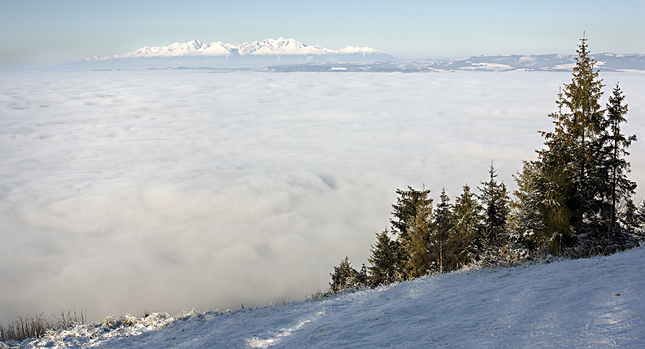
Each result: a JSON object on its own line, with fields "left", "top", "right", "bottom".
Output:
{"left": 11, "top": 246, "right": 645, "bottom": 348}
{"left": 99, "top": 38, "right": 378, "bottom": 59}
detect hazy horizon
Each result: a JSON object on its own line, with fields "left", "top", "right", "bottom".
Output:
{"left": 1, "top": 0, "right": 644, "bottom": 67}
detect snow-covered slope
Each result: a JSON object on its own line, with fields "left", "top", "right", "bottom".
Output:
{"left": 13, "top": 246, "right": 645, "bottom": 348}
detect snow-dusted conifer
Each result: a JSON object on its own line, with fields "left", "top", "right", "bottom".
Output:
{"left": 432, "top": 188, "right": 455, "bottom": 273}
{"left": 478, "top": 162, "right": 510, "bottom": 249}
{"left": 329, "top": 256, "right": 362, "bottom": 292}
{"left": 451, "top": 184, "right": 482, "bottom": 266}
{"left": 563, "top": 35, "right": 605, "bottom": 230}
{"left": 635, "top": 201, "right": 645, "bottom": 239}
{"left": 402, "top": 199, "right": 434, "bottom": 278}
{"left": 600, "top": 83, "right": 637, "bottom": 233}
{"left": 390, "top": 186, "right": 432, "bottom": 242}
{"left": 390, "top": 186, "right": 432, "bottom": 279}
{"left": 517, "top": 36, "right": 632, "bottom": 255}
{"left": 367, "top": 229, "right": 399, "bottom": 287}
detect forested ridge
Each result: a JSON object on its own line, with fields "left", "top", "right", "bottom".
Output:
{"left": 329, "top": 37, "right": 645, "bottom": 292}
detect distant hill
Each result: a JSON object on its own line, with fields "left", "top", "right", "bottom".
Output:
{"left": 269, "top": 53, "right": 645, "bottom": 72}
{"left": 404, "top": 53, "right": 645, "bottom": 72}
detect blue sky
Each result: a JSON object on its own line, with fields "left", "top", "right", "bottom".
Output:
{"left": 1, "top": 0, "right": 644, "bottom": 66}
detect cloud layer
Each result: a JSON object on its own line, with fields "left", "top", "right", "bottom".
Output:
{"left": 1, "top": 70, "right": 643, "bottom": 324}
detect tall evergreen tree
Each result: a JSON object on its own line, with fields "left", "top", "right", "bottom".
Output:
{"left": 401, "top": 197, "right": 434, "bottom": 278}
{"left": 478, "top": 162, "right": 510, "bottom": 249}
{"left": 390, "top": 186, "right": 432, "bottom": 278}
{"left": 514, "top": 35, "right": 629, "bottom": 255}
{"left": 561, "top": 34, "right": 605, "bottom": 230}
{"left": 600, "top": 83, "right": 637, "bottom": 232}
{"left": 451, "top": 184, "right": 482, "bottom": 266}
{"left": 432, "top": 188, "right": 455, "bottom": 273}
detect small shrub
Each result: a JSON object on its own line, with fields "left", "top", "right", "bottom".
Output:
{"left": 0, "top": 310, "right": 85, "bottom": 343}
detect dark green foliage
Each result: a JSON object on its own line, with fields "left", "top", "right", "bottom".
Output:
{"left": 390, "top": 186, "right": 433, "bottom": 279}
{"left": 451, "top": 184, "right": 482, "bottom": 266}
{"left": 513, "top": 36, "right": 638, "bottom": 256}
{"left": 514, "top": 159, "right": 574, "bottom": 254}
{"left": 600, "top": 83, "right": 637, "bottom": 232}
{"left": 537, "top": 36, "right": 605, "bottom": 235}
{"left": 367, "top": 230, "right": 400, "bottom": 286}
{"left": 390, "top": 186, "right": 432, "bottom": 242}
{"left": 401, "top": 199, "right": 434, "bottom": 278}
{"left": 632, "top": 201, "right": 645, "bottom": 239}
{"left": 477, "top": 162, "right": 510, "bottom": 249}
{"left": 563, "top": 36, "right": 605, "bottom": 229}
{"left": 620, "top": 199, "right": 641, "bottom": 236}
{"left": 512, "top": 161, "right": 546, "bottom": 249}
{"left": 431, "top": 188, "right": 457, "bottom": 273}
{"left": 329, "top": 256, "right": 366, "bottom": 292}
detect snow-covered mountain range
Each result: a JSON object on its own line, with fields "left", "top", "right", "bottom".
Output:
{"left": 90, "top": 38, "right": 386, "bottom": 60}
{"left": 70, "top": 38, "right": 394, "bottom": 70}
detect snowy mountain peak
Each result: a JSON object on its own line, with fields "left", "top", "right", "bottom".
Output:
{"left": 339, "top": 46, "right": 380, "bottom": 55}
{"left": 238, "top": 37, "right": 333, "bottom": 56}
{"left": 111, "top": 40, "right": 229, "bottom": 59}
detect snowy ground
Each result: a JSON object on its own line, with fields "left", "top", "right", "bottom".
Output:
{"left": 7, "top": 245, "right": 644, "bottom": 348}
{"left": 1, "top": 70, "right": 644, "bottom": 325}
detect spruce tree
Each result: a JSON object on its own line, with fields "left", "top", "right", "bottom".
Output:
{"left": 432, "top": 188, "right": 455, "bottom": 273}
{"left": 451, "top": 184, "right": 482, "bottom": 266}
{"left": 329, "top": 256, "right": 361, "bottom": 292}
{"left": 512, "top": 161, "right": 546, "bottom": 250}
{"left": 367, "top": 229, "right": 399, "bottom": 287}
{"left": 515, "top": 35, "right": 628, "bottom": 255}
{"left": 390, "top": 186, "right": 432, "bottom": 242}
{"left": 600, "top": 83, "right": 637, "bottom": 232}
{"left": 620, "top": 200, "right": 641, "bottom": 237}
{"left": 561, "top": 34, "right": 605, "bottom": 230}
{"left": 634, "top": 201, "right": 645, "bottom": 240}
{"left": 390, "top": 186, "right": 432, "bottom": 278}
{"left": 401, "top": 197, "right": 434, "bottom": 278}
{"left": 478, "top": 162, "right": 510, "bottom": 250}
{"left": 513, "top": 159, "right": 574, "bottom": 254}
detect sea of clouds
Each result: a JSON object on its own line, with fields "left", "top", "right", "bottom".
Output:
{"left": 1, "top": 70, "right": 643, "bottom": 324}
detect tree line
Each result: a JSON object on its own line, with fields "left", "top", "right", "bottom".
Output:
{"left": 330, "top": 36, "right": 645, "bottom": 292}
